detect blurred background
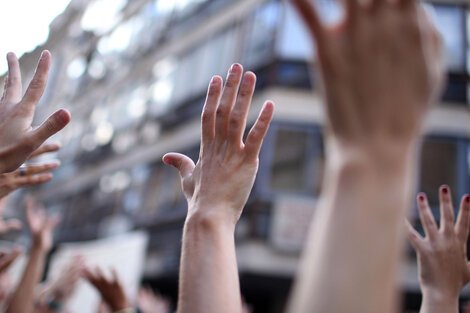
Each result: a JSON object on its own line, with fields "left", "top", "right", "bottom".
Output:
{"left": 0, "top": 0, "right": 469, "bottom": 312}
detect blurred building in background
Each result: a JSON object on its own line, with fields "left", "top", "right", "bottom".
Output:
{"left": 4, "top": 0, "right": 470, "bottom": 311}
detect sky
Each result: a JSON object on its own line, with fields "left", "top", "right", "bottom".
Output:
{"left": 0, "top": 0, "right": 72, "bottom": 74}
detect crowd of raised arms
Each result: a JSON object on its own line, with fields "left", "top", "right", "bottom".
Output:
{"left": 0, "top": 0, "right": 466, "bottom": 312}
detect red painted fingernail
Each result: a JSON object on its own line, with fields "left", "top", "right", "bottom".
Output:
{"left": 418, "top": 195, "right": 425, "bottom": 201}
{"left": 442, "top": 186, "right": 449, "bottom": 194}
{"left": 465, "top": 195, "right": 470, "bottom": 203}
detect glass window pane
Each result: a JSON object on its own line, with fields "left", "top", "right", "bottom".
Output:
{"left": 419, "top": 138, "right": 459, "bottom": 208}
{"left": 431, "top": 4, "right": 465, "bottom": 72}
{"left": 270, "top": 129, "right": 308, "bottom": 192}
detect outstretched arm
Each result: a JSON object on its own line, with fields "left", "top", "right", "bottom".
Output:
{"left": 406, "top": 187, "right": 470, "bottom": 313}
{"left": 6, "top": 199, "right": 60, "bottom": 313}
{"left": 163, "top": 64, "right": 274, "bottom": 313}
{"left": 288, "top": 0, "right": 444, "bottom": 313}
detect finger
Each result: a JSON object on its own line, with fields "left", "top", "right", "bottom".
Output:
{"left": 405, "top": 219, "right": 423, "bottom": 251}
{"left": 111, "top": 267, "right": 119, "bottom": 282}
{"left": 456, "top": 195, "right": 470, "bottom": 243}
{"left": 17, "top": 162, "right": 60, "bottom": 176}
{"left": 343, "top": 0, "right": 359, "bottom": 24}
{"left": 291, "top": 0, "right": 326, "bottom": 46}
{"left": 20, "top": 50, "right": 51, "bottom": 110}
{"left": 227, "top": 72, "right": 256, "bottom": 149}
{"left": 162, "top": 153, "right": 195, "bottom": 179}
{"left": 215, "top": 64, "right": 243, "bottom": 145}
{"left": 439, "top": 185, "right": 455, "bottom": 235}
{"left": 45, "top": 215, "right": 61, "bottom": 231}
{"left": 28, "top": 142, "right": 61, "bottom": 159}
{"left": 4, "top": 52, "right": 22, "bottom": 103}
{"left": 0, "top": 249, "right": 21, "bottom": 273}
{"left": 27, "top": 109, "right": 71, "bottom": 146}
{"left": 201, "top": 76, "right": 222, "bottom": 150}
{"left": 417, "top": 193, "right": 438, "bottom": 240}
{"left": 244, "top": 101, "right": 275, "bottom": 160}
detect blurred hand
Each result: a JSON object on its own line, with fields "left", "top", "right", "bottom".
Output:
{"left": 0, "top": 51, "right": 70, "bottom": 173}
{"left": 163, "top": 64, "right": 274, "bottom": 226}
{"left": 83, "top": 267, "right": 130, "bottom": 312}
{"left": 292, "top": 0, "right": 444, "bottom": 156}
{"left": 406, "top": 186, "right": 470, "bottom": 303}
{"left": 46, "top": 255, "right": 85, "bottom": 302}
{"left": 137, "top": 287, "right": 170, "bottom": 313}
{"left": 0, "top": 248, "right": 22, "bottom": 273}
{"left": 0, "top": 198, "right": 22, "bottom": 234}
{"left": 26, "top": 198, "right": 61, "bottom": 252}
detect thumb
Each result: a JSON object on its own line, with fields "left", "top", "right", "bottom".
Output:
{"left": 30, "top": 109, "right": 71, "bottom": 145}
{"left": 163, "top": 153, "right": 195, "bottom": 179}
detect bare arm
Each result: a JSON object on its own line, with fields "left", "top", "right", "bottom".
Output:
{"left": 163, "top": 64, "right": 274, "bottom": 313}
{"left": 6, "top": 199, "right": 60, "bottom": 313}
{"left": 288, "top": 0, "right": 444, "bottom": 312}
{"left": 407, "top": 189, "right": 470, "bottom": 313}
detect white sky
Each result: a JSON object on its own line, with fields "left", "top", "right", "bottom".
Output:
{"left": 0, "top": 0, "right": 71, "bottom": 74}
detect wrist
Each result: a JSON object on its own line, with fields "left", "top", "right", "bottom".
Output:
{"left": 421, "top": 290, "right": 459, "bottom": 313}
{"left": 186, "top": 204, "right": 238, "bottom": 233}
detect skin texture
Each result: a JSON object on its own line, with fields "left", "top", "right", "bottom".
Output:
{"left": 287, "top": 0, "right": 444, "bottom": 313}
{"left": 83, "top": 267, "right": 131, "bottom": 312}
{"left": 6, "top": 199, "right": 60, "bottom": 313}
{"left": 0, "top": 142, "right": 61, "bottom": 199}
{"left": 406, "top": 187, "right": 470, "bottom": 313}
{"left": 0, "top": 51, "right": 70, "bottom": 174}
{"left": 163, "top": 64, "right": 274, "bottom": 313}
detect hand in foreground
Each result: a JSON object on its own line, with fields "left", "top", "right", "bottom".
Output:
{"left": 0, "top": 51, "right": 70, "bottom": 173}
{"left": 137, "top": 287, "right": 170, "bottom": 313}
{"left": 163, "top": 64, "right": 274, "bottom": 226}
{"left": 292, "top": 0, "right": 443, "bottom": 155}
{"left": 83, "top": 267, "right": 130, "bottom": 312}
{"left": 406, "top": 186, "right": 470, "bottom": 312}
{"left": 26, "top": 198, "right": 60, "bottom": 252}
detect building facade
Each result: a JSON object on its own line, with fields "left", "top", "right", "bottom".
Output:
{"left": 4, "top": 0, "right": 470, "bottom": 311}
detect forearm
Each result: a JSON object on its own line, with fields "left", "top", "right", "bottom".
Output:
{"left": 289, "top": 144, "right": 417, "bottom": 313}
{"left": 7, "top": 245, "right": 47, "bottom": 313}
{"left": 177, "top": 209, "right": 241, "bottom": 313}
{"left": 419, "top": 292, "right": 459, "bottom": 313}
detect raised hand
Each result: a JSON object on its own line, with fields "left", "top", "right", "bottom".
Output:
{"left": 83, "top": 267, "right": 131, "bottom": 312}
{"left": 163, "top": 64, "right": 274, "bottom": 227}
{"left": 292, "top": 0, "right": 443, "bottom": 154}
{"left": 406, "top": 186, "right": 470, "bottom": 313}
{"left": 26, "top": 198, "right": 60, "bottom": 252}
{"left": 288, "top": 1, "right": 445, "bottom": 313}
{"left": 6, "top": 199, "right": 61, "bottom": 313}
{"left": 163, "top": 65, "right": 274, "bottom": 313}
{"left": 0, "top": 51, "right": 70, "bottom": 173}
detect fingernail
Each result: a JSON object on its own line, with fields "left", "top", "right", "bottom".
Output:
{"left": 40, "top": 51, "right": 48, "bottom": 60}
{"left": 418, "top": 194, "right": 425, "bottom": 201}
{"left": 442, "top": 186, "right": 449, "bottom": 194}
{"left": 230, "top": 63, "right": 240, "bottom": 73}
{"left": 6, "top": 52, "right": 14, "bottom": 61}
{"left": 465, "top": 195, "right": 470, "bottom": 203}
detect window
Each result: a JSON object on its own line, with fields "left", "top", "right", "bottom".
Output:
{"left": 243, "top": 1, "right": 280, "bottom": 68}
{"left": 258, "top": 123, "right": 324, "bottom": 197}
{"left": 418, "top": 137, "right": 469, "bottom": 213}
{"left": 431, "top": 4, "right": 466, "bottom": 72}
